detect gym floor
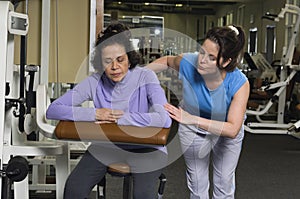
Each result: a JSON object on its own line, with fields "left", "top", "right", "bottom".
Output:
{"left": 99, "top": 127, "right": 300, "bottom": 199}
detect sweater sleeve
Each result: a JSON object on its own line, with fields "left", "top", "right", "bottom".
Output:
{"left": 46, "top": 75, "right": 98, "bottom": 121}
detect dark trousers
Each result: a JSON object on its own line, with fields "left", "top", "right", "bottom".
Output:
{"left": 64, "top": 144, "right": 168, "bottom": 199}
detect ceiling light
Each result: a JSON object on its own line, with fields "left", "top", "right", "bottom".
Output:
{"left": 154, "top": 29, "right": 161, "bottom": 35}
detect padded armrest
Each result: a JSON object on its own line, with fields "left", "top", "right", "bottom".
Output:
{"left": 54, "top": 121, "right": 171, "bottom": 145}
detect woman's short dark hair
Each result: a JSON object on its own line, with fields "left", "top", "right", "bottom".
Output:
{"left": 90, "top": 22, "right": 141, "bottom": 73}
{"left": 205, "top": 25, "right": 245, "bottom": 72}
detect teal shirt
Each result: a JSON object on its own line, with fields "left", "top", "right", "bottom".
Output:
{"left": 179, "top": 52, "right": 247, "bottom": 122}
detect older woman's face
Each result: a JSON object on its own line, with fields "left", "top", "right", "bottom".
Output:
{"left": 101, "top": 43, "right": 129, "bottom": 82}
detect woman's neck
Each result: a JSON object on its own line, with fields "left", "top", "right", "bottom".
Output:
{"left": 203, "top": 70, "right": 226, "bottom": 90}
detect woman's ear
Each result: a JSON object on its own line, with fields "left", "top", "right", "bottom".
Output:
{"left": 221, "top": 58, "right": 232, "bottom": 68}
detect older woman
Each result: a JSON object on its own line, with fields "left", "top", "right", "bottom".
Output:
{"left": 46, "top": 22, "right": 171, "bottom": 199}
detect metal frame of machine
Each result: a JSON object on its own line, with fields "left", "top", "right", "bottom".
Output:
{"left": 245, "top": 4, "right": 300, "bottom": 137}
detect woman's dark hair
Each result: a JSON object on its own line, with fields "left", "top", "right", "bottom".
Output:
{"left": 90, "top": 22, "right": 141, "bottom": 72}
{"left": 205, "top": 25, "right": 245, "bottom": 72}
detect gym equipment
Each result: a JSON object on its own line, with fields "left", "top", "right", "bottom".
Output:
{"left": 97, "top": 163, "right": 167, "bottom": 199}
{"left": 0, "top": 156, "right": 29, "bottom": 184}
{"left": 0, "top": 1, "right": 170, "bottom": 198}
{"left": 158, "top": 173, "right": 167, "bottom": 199}
{"left": 36, "top": 83, "right": 171, "bottom": 198}
{"left": 245, "top": 4, "right": 300, "bottom": 137}
{"left": 53, "top": 120, "right": 170, "bottom": 198}
{"left": 0, "top": 2, "right": 69, "bottom": 199}
{"left": 0, "top": 156, "right": 29, "bottom": 199}
{"left": 54, "top": 120, "right": 170, "bottom": 145}
{"left": 5, "top": 156, "right": 29, "bottom": 182}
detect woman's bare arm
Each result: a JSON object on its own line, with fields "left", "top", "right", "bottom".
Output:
{"left": 146, "top": 55, "right": 182, "bottom": 73}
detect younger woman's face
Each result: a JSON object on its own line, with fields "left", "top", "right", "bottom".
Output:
{"left": 101, "top": 43, "right": 129, "bottom": 82}
{"left": 197, "top": 39, "right": 221, "bottom": 76}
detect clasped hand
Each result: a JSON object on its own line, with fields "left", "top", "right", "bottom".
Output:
{"left": 95, "top": 108, "right": 124, "bottom": 124}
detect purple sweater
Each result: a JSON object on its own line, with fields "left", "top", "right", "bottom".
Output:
{"left": 47, "top": 67, "right": 171, "bottom": 127}
{"left": 46, "top": 67, "right": 171, "bottom": 151}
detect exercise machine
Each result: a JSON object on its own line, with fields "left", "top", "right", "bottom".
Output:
{"left": 0, "top": 1, "right": 70, "bottom": 198}
{"left": 1, "top": 2, "right": 171, "bottom": 198}
{"left": 245, "top": 4, "right": 300, "bottom": 137}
